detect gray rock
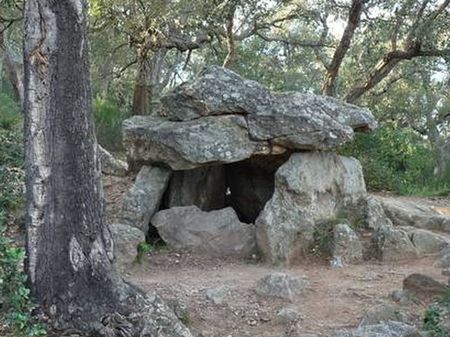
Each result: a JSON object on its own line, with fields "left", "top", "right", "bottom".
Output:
{"left": 123, "top": 115, "right": 264, "bottom": 170}
{"left": 275, "top": 306, "right": 300, "bottom": 324}
{"left": 164, "top": 165, "right": 226, "bottom": 211}
{"left": 118, "top": 165, "right": 171, "bottom": 232}
{"left": 330, "top": 321, "right": 421, "bottom": 337}
{"left": 205, "top": 286, "right": 231, "bottom": 305}
{"left": 435, "top": 250, "right": 450, "bottom": 268}
{"left": 98, "top": 144, "right": 128, "bottom": 176}
{"left": 359, "top": 303, "right": 412, "bottom": 326}
{"left": 256, "top": 152, "right": 367, "bottom": 264}
{"left": 390, "top": 289, "right": 415, "bottom": 305}
{"left": 255, "top": 272, "right": 309, "bottom": 301}
{"left": 125, "top": 67, "right": 376, "bottom": 170}
{"left": 403, "top": 273, "right": 448, "bottom": 300}
{"left": 375, "top": 225, "right": 419, "bottom": 262}
{"left": 333, "top": 224, "right": 364, "bottom": 264}
{"left": 109, "top": 223, "right": 145, "bottom": 265}
{"left": 160, "top": 66, "right": 376, "bottom": 131}
{"left": 152, "top": 206, "right": 255, "bottom": 257}
{"left": 408, "top": 228, "right": 448, "bottom": 255}
{"left": 365, "top": 195, "right": 393, "bottom": 231}
{"left": 378, "top": 196, "right": 450, "bottom": 232}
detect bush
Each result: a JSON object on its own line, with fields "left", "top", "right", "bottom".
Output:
{"left": 340, "top": 125, "right": 448, "bottom": 195}
{"left": 93, "top": 96, "right": 129, "bottom": 152}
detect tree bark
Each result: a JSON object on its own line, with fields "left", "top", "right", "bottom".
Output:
{"left": 23, "top": 1, "right": 191, "bottom": 336}
{"left": 131, "top": 57, "right": 151, "bottom": 115}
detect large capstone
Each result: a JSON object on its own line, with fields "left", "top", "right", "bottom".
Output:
{"left": 256, "top": 152, "right": 367, "bottom": 265}
{"left": 151, "top": 206, "right": 256, "bottom": 257}
{"left": 124, "top": 66, "right": 376, "bottom": 170}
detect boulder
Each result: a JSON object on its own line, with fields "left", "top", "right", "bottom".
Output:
{"left": 255, "top": 272, "right": 309, "bottom": 301}
{"left": 408, "top": 228, "right": 448, "bottom": 255}
{"left": 365, "top": 195, "right": 393, "bottom": 231}
{"left": 330, "top": 321, "right": 421, "bottom": 337}
{"left": 256, "top": 152, "right": 367, "bottom": 264}
{"left": 151, "top": 206, "right": 256, "bottom": 257}
{"left": 403, "top": 273, "right": 448, "bottom": 300}
{"left": 377, "top": 196, "right": 450, "bottom": 232}
{"left": 375, "top": 225, "right": 418, "bottom": 262}
{"left": 435, "top": 250, "right": 450, "bottom": 268}
{"left": 359, "top": 303, "right": 412, "bottom": 327}
{"left": 118, "top": 165, "right": 171, "bottom": 232}
{"left": 164, "top": 165, "right": 226, "bottom": 211}
{"left": 124, "top": 67, "right": 376, "bottom": 170}
{"left": 109, "top": 223, "right": 145, "bottom": 265}
{"left": 332, "top": 224, "right": 364, "bottom": 264}
{"left": 98, "top": 144, "right": 128, "bottom": 176}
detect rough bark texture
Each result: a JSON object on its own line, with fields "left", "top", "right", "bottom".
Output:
{"left": 23, "top": 1, "right": 191, "bottom": 336}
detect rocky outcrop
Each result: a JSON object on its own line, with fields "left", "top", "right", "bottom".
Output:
{"left": 151, "top": 206, "right": 256, "bottom": 257}
{"left": 255, "top": 152, "right": 367, "bottom": 264}
{"left": 375, "top": 225, "right": 418, "bottom": 262}
{"left": 118, "top": 165, "right": 171, "bottom": 232}
{"left": 109, "top": 223, "right": 145, "bottom": 265}
{"left": 377, "top": 196, "right": 450, "bottom": 232}
{"left": 124, "top": 66, "right": 376, "bottom": 170}
{"left": 330, "top": 321, "right": 421, "bottom": 337}
{"left": 407, "top": 228, "right": 449, "bottom": 255}
{"left": 403, "top": 273, "right": 448, "bottom": 300}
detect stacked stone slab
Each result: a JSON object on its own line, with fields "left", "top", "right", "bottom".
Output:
{"left": 117, "top": 66, "right": 446, "bottom": 265}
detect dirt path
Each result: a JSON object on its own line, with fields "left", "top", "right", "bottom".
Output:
{"left": 124, "top": 251, "right": 446, "bottom": 337}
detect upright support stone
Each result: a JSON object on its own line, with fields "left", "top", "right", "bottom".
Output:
{"left": 118, "top": 165, "right": 171, "bottom": 232}
{"left": 256, "top": 152, "right": 367, "bottom": 265}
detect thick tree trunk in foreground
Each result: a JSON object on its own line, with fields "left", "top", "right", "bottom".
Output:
{"left": 132, "top": 57, "right": 151, "bottom": 115}
{"left": 24, "top": 1, "right": 191, "bottom": 336}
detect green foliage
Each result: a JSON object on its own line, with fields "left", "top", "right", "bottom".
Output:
{"left": 423, "top": 304, "right": 450, "bottom": 337}
{"left": 310, "top": 218, "right": 349, "bottom": 257}
{"left": 0, "top": 212, "right": 46, "bottom": 337}
{"left": 340, "top": 125, "right": 448, "bottom": 195}
{"left": 134, "top": 241, "right": 155, "bottom": 264}
{"left": 93, "top": 96, "right": 129, "bottom": 151}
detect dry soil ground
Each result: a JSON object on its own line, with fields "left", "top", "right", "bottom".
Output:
{"left": 102, "top": 175, "right": 450, "bottom": 337}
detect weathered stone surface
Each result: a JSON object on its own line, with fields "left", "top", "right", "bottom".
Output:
{"left": 378, "top": 196, "right": 450, "bottom": 232}
{"left": 403, "top": 273, "right": 448, "bottom": 300}
{"left": 275, "top": 306, "right": 300, "bottom": 324}
{"left": 359, "top": 303, "right": 411, "bottom": 327}
{"left": 256, "top": 152, "right": 367, "bottom": 264}
{"left": 123, "top": 115, "right": 262, "bottom": 170}
{"left": 118, "top": 165, "right": 171, "bottom": 232}
{"left": 205, "top": 286, "right": 231, "bottom": 305}
{"left": 225, "top": 154, "right": 289, "bottom": 223}
{"left": 330, "top": 321, "right": 421, "bottom": 337}
{"left": 98, "top": 144, "right": 128, "bottom": 176}
{"left": 365, "top": 195, "right": 393, "bottom": 231}
{"left": 160, "top": 66, "right": 376, "bottom": 131}
{"left": 407, "top": 228, "right": 449, "bottom": 255}
{"left": 109, "top": 223, "right": 145, "bottom": 265}
{"left": 255, "top": 273, "right": 309, "bottom": 301}
{"left": 152, "top": 206, "right": 255, "bottom": 257}
{"left": 164, "top": 165, "right": 226, "bottom": 211}
{"left": 333, "top": 224, "right": 364, "bottom": 264}
{"left": 375, "top": 225, "right": 419, "bottom": 262}
{"left": 125, "top": 67, "right": 376, "bottom": 170}
{"left": 435, "top": 249, "right": 450, "bottom": 268}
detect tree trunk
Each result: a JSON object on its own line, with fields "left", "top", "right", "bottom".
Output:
{"left": 131, "top": 57, "right": 151, "bottom": 115}
{"left": 23, "top": 1, "right": 191, "bottom": 336}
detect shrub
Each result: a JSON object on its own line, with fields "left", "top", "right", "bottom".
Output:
{"left": 340, "top": 125, "right": 447, "bottom": 195}
{"left": 93, "top": 95, "right": 129, "bottom": 152}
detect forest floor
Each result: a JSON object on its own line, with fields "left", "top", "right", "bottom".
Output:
{"left": 102, "top": 175, "right": 450, "bottom": 337}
